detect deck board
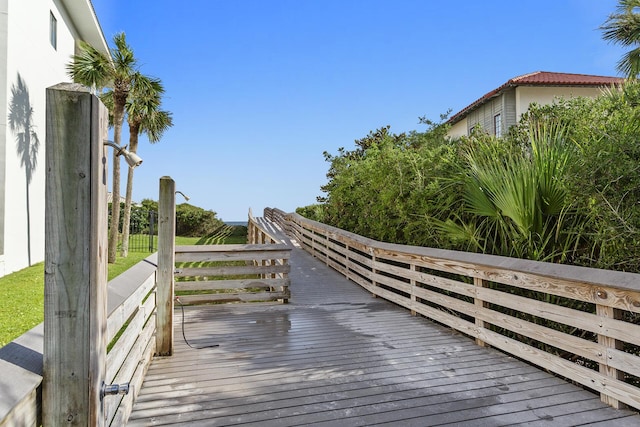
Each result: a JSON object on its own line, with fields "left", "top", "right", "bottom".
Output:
{"left": 128, "top": 230, "right": 640, "bottom": 426}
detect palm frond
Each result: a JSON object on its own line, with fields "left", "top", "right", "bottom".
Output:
{"left": 601, "top": 1, "right": 640, "bottom": 77}
{"left": 66, "top": 40, "right": 112, "bottom": 90}
{"left": 617, "top": 46, "right": 640, "bottom": 77}
{"left": 142, "top": 110, "right": 173, "bottom": 143}
{"left": 111, "top": 33, "right": 137, "bottom": 82}
{"left": 126, "top": 72, "right": 173, "bottom": 143}
{"left": 441, "top": 122, "right": 581, "bottom": 261}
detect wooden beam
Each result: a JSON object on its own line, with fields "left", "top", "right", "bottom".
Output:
{"left": 156, "top": 176, "right": 176, "bottom": 356}
{"left": 43, "top": 83, "right": 108, "bottom": 426}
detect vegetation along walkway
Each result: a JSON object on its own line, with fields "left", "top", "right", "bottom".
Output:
{"left": 128, "top": 227, "right": 640, "bottom": 426}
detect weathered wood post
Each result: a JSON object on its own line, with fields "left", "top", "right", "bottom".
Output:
{"left": 43, "top": 83, "right": 108, "bottom": 426}
{"left": 474, "top": 277, "right": 488, "bottom": 347}
{"left": 597, "top": 303, "right": 624, "bottom": 408}
{"left": 156, "top": 176, "right": 176, "bottom": 356}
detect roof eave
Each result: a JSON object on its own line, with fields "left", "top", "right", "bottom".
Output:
{"left": 60, "top": 0, "right": 109, "bottom": 56}
{"left": 447, "top": 84, "right": 513, "bottom": 126}
{"left": 447, "top": 77, "right": 623, "bottom": 126}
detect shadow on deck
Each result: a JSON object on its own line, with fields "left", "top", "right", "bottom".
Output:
{"left": 128, "top": 235, "right": 640, "bottom": 426}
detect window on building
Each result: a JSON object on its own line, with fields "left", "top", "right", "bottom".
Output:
{"left": 494, "top": 113, "right": 502, "bottom": 137}
{"left": 50, "top": 12, "right": 57, "bottom": 50}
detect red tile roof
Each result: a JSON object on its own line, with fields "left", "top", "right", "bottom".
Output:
{"left": 447, "top": 71, "right": 624, "bottom": 125}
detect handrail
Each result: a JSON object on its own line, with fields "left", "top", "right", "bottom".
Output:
{"left": 248, "top": 208, "right": 282, "bottom": 244}
{"left": 265, "top": 207, "right": 640, "bottom": 410}
{"left": 175, "top": 244, "right": 291, "bottom": 304}
{"left": 0, "top": 255, "right": 158, "bottom": 427}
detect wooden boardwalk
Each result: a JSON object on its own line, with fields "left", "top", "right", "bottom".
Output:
{"left": 128, "top": 233, "right": 640, "bottom": 426}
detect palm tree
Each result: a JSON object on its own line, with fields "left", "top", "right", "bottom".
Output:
{"left": 602, "top": 0, "right": 640, "bottom": 78}
{"left": 8, "top": 74, "right": 40, "bottom": 266}
{"left": 119, "top": 74, "right": 173, "bottom": 257}
{"left": 68, "top": 32, "right": 138, "bottom": 263}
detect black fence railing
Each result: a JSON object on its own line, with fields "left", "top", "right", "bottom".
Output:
{"left": 124, "top": 209, "right": 157, "bottom": 253}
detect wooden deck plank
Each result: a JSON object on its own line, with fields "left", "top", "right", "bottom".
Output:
{"left": 582, "top": 417, "right": 640, "bottom": 427}
{"left": 131, "top": 373, "right": 561, "bottom": 416}
{"left": 128, "top": 231, "right": 640, "bottom": 426}
{"left": 133, "top": 356, "right": 539, "bottom": 409}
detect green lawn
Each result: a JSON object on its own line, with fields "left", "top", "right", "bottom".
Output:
{"left": 0, "top": 262, "right": 45, "bottom": 347}
{"left": 0, "top": 231, "right": 245, "bottom": 347}
{"left": 175, "top": 236, "right": 201, "bottom": 245}
{"left": 0, "top": 254, "right": 150, "bottom": 347}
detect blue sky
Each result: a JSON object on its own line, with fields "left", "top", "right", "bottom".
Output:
{"left": 90, "top": 0, "right": 624, "bottom": 221}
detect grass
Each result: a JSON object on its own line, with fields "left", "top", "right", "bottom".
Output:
{"left": 126, "top": 234, "right": 201, "bottom": 250}
{"left": 0, "top": 262, "right": 45, "bottom": 347}
{"left": 175, "top": 236, "right": 201, "bottom": 245}
{"left": 0, "top": 229, "right": 247, "bottom": 347}
{"left": 0, "top": 254, "right": 152, "bottom": 347}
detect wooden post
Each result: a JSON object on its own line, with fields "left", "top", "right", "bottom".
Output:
{"left": 247, "top": 210, "right": 254, "bottom": 244}
{"left": 43, "top": 83, "right": 108, "bottom": 426}
{"left": 474, "top": 277, "right": 488, "bottom": 347}
{"left": 325, "top": 234, "right": 330, "bottom": 266}
{"left": 156, "top": 176, "right": 176, "bottom": 356}
{"left": 597, "top": 303, "right": 624, "bottom": 408}
{"left": 345, "top": 244, "right": 351, "bottom": 281}
{"left": 410, "top": 264, "right": 417, "bottom": 316}
{"left": 371, "top": 251, "right": 378, "bottom": 298}
{"left": 280, "top": 255, "right": 289, "bottom": 304}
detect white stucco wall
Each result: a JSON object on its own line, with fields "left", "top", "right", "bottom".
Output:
{"left": 0, "top": 0, "right": 88, "bottom": 275}
{"left": 447, "top": 119, "right": 467, "bottom": 139}
{"left": 514, "top": 86, "right": 607, "bottom": 120}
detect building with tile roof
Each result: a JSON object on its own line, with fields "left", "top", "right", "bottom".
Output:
{"left": 446, "top": 71, "right": 624, "bottom": 139}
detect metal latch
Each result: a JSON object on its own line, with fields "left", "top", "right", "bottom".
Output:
{"left": 101, "top": 382, "right": 130, "bottom": 399}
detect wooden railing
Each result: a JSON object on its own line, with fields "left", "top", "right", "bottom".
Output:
{"left": 0, "top": 255, "right": 157, "bottom": 427}
{"left": 1, "top": 242, "right": 292, "bottom": 425}
{"left": 175, "top": 244, "right": 291, "bottom": 304}
{"left": 248, "top": 207, "right": 283, "bottom": 244}
{"left": 265, "top": 207, "right": 640, "bottom": 410}
{"left": 103, "top": 256, "right": 157, "bottom": 425}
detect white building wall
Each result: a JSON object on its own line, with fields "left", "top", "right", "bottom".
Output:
{"left": 514, "top": 86, "right": 607, "bottom": 120}
{"left": 0, "top": 0, "right": 84, "bottom": 275}
{"left": 447, "top": 119, "right": 467, "bottom": 139}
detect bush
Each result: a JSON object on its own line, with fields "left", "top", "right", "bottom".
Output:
{"left": 175, "top": 203, "right": 224, "bottom": 237}
{"left": 310, "top": 83, "right": 640, "bottom": 273}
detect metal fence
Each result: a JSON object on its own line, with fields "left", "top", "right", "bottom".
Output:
{"left": 126, "top": 209, "right": 157, "bottom": 252}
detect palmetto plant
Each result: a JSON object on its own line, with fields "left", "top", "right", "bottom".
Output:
{"left": 438, "top": 124, "right": 584, "bottom": 262}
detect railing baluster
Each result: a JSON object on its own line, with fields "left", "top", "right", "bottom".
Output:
{"left": 345, "top": 243, "right": 351, "bottom": 281}
{"left": 325, "top": 233, "right": 330, "bottom": 266}
{"left": 371, "top": 250, "right": 378, "bottom": 297}
{"left": 410, "top": 264, "right": 417, "bottom": 316}
{"left": 474, "top": 277, "right": 488, "bottom": 347}
{"left": 597, "top": 303, "right": 624, "bottom": 409}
